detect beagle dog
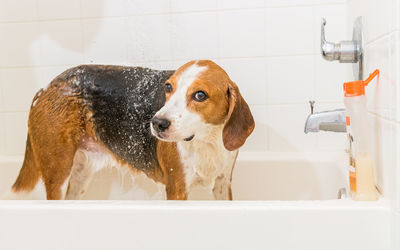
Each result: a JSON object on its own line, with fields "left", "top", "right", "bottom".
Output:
{"left": 9, "top": 60, "right": 254, "bottom": 200}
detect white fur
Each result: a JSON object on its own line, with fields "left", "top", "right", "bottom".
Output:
{"left": 65, "top": 140, "right": 166, "bottom": 200}
{"left": 177, "top": 125, "right": 238, "bottom": 200}
{"left": 152, "top": 62, "right": 207, "bottom": 141}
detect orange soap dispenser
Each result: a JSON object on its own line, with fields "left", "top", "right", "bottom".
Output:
{"left": 343, "top": 69, "right": 379, "bottom": 201}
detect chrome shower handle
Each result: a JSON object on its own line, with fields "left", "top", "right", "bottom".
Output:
{"left": 321, "top": 18, "right": 339, "bottom": 61}
{"left": 321, "top": 18, "right": 360, "bottom": 63}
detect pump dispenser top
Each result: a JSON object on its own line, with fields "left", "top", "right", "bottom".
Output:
{"left": 343, "top": 69, "right": 379, "bottom": 97}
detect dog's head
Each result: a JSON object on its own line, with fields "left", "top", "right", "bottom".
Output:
{"left": 151, "top": 60, "right": 254, "bottom": 151}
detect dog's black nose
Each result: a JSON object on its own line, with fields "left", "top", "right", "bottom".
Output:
{"left": 152, "top": 117, "right": 171, "bottom": 132}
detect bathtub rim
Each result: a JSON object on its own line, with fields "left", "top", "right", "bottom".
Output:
{"left": 0, "top": 151, "right": 348, "bottom": 166}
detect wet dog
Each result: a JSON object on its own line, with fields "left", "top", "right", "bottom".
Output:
{"left": 9, "top": 60, "right": 254, "bottom": 200}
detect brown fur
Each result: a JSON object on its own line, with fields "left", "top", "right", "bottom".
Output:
{"left": 156, "top": 141, "right": 187, "bottom": 200}
{"left": 12, "top": 81, "right": 87, "bottom": 199}
{"left": 223, "top": 81, "right": 255, "bottom": 151}
{"left": 12, "top": 78, "right": 184, "bottom": 200}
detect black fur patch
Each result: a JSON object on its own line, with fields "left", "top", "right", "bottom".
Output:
{"left": 60, "top": 65, "right": 174, "bottom": 174}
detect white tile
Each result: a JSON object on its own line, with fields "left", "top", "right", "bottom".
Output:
{"left": 392, "top": 0, "right": 400, "bottom": 32}
{"left": 346, "top": 0, "right": 366, "bottom": 38}
{"left": 39, "top": 20, "right": 84, "bottom": 66}
{"left": 0, "top": 114, "right": 4, "bottom": 155}
{"left": 268, "top": 104, "right": 317, "bottom": 152}
{"left": 3, "top": 112, "right": 29, "bottom": 156}
{"left": 38, "top": 66, "right": 71, "bottom": 88}
{"left": 127, "top": 14, "right": 171, "bottom": 63}
{"left": 347, "top": 0, "right": 392, "bottom": 43}
{"left": 171, "top": 0, "right": 216, "bottom": 12}
{"left": 215, "top": 58, "right": 267, "bottom": 105}
{"left": 0, "top": 69, "right": 3, "bottom": 112}
{"left": 312, "top": 102, "right": 345, "bottom": 113}
{"left": 315, "top": 55, "right": 347, "bottom": 103}
{"left": 265, "top": 0, "right": 345, "bottom": 7}
{"left": 391, "top": 0, "right": 400, "bottom": 31}
{"left": 170, "top": 12, "right": 218, "bottom": 60}
{"left": 369, "top": 115, "right": 397, "bottom": 203}
{"left": 394, "top": 212, "right": 400, "bottom": 249}
{"left": 241, "top": 105, "right": 268, "bottom": 152}
{"left": 218, "top": 10, "right": 265, "bottom": 58}
{"left": 265, "top": 6, "right": 315, "bottom": 56}
{"left": 364, "top": 0, "right": 392, "bottom": 43}
{"left": 0, "top": 23, "right": 41, "bottom": 67}
{"left": 0, "top": 0, "right": 38, "bottom": 22}
{"left": 82, "top": 0, "right": 126, "bottom": 18}
{"left": 266, "top": 55, "right": 314, "bottom": 104}
{"left": 314, "top": 4, "right": 347, "bottom": 54}
{"left": 218, "top": 0, "right": 265, "bottom": 9}
{"left": 37, "top": 0, "right": 81, "bottom": 20}
{"left": 133, "top": 60, "right": 186, "bottom": 71}
{"left": 83, "top": 18, "right": 127, "bottom": 65}
{"left": 315, "top": 129, "right": 347, "bottom": 152}
{"left": 390, "top": 32, "right": 400, "bottom": 123}
{"left": 365, "top": 34, "right": 397, "bottom": 121}
{"left": 397, "top": 124, "right": 400, "bottom": 211}
{"left": 125, "top": 0, "right": 170, "bottom": 15}
{"left": 0, "top": 68, "right": 41, "bottom": 112}
{"left": 0, "top": 115, "right": 3, "bottom": 140}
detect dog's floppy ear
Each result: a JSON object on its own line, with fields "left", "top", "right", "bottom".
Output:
{"left": 222, "top": 81, "right": 255, "bottom": 151}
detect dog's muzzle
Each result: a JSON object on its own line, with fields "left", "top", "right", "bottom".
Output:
{"left": 151, "top": 117, "right": 171, "bottom": 133}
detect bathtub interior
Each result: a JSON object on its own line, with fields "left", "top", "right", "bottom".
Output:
{"left": 0, "top": 152, "right": 348, "bottom": 201}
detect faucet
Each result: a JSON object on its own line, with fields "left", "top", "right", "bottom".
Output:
{"left": 304, "top": 101, "right": 346, "bottom": 134}
{"left": 321, "top": 18, "right": 360, "bottom": 63}
{"left": 321, "top": 17, "right": 364, "bottom": 80}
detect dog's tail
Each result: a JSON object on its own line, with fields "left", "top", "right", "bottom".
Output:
{"left": 11, "top": 133, "right": 40, "bottom": 193}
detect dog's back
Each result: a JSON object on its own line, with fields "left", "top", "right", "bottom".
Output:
{"left": 11, "top": 65, "right": 173, "bottom": 199}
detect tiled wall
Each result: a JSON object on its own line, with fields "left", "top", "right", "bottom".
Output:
{"left": 0, "top": 0, "right": 347, "bottom": 157}
{"left": 346, "top": 0, "right": 399, "bottom": 206}
{"left": 346, "top": 0, "right": 399, "bottom": 248}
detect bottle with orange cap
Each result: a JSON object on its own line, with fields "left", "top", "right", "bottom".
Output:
{"left": 343, "top": 69, "right": 379, "bottom": 201}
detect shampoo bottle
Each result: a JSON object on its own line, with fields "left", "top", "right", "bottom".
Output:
{"left": 343, "top": 69, "right": 379, "bottom": 201}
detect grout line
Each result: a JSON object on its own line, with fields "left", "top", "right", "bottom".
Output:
{"left": 216, "top": 0, "right": 221, "bottom": 59}
{"left": 0, "top": 3, "right": 346, "bottom": 25}
{"left": 312, "top": 6, "right": 317, "bottom": 104}
{"left": 267, "top": 102, "right": 343, "bottom": 107}
{"left": 368, "top": 111, "right": 400, "bottom": 125}
{"left": 0, "top": 111, "right": 29, "bottom": 114}
{"left": 0, "top": 54, "right": 322, "bottom": 70}
{"left": 366, "top": 30, "right": 398, "bottom": 46}
{"left": 79, "top": 0, "right": 85, "bottom": 64}
{"left": 34, "top": 0, "right": 39, "bottom": 22}
{"left": 124, "top": 16, "right": 129, "bottom": 65}
{"left": 265, "top": 105, "right": 270, "bottom": 151}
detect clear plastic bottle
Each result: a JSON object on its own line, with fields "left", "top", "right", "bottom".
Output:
{"left": 343, "top": 69, "right": 379, "bottom": 201}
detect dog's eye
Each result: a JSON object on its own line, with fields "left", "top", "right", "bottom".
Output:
{"left": 165, "top": 83, "right": 172, "bottom": 93}
{"left": 193, "top": 91, "right": 208, "bottom": 102}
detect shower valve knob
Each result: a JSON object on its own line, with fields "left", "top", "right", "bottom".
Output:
{"left": 321, "top": 18, "right": 360, "bottom": 63}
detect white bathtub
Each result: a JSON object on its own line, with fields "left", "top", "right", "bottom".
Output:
{"left": 0, "top": 152, "right": 392, "bottom": 250}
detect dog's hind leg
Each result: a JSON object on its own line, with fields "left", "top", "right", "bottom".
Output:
{"left": 65, "top": 139, "right": 111, "bottom": 200}
{"left": 65, "top": 149, "right": 95, "bottom": 200}
{"left": 38, "top": 150, "right": 76, "bottom": 200}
